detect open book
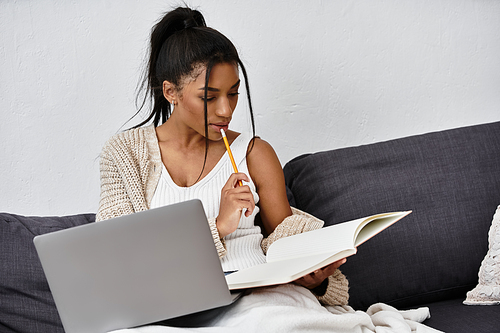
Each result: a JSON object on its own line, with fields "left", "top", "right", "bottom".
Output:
{"left": 226, "top": 211, "right": 412, "bottom": 290}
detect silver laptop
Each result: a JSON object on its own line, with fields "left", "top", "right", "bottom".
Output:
{"left": 34, "top": 199, "right": 235, "bottom": 333}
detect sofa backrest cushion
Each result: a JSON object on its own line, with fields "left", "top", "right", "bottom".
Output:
{"left": 284, "top": 121, "right": 500, "bottom": 310}
{"left": 0, "top": 213, "right": 94, "bottom": 333}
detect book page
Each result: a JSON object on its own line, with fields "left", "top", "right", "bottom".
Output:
{"left": 226, "top": 249, "right": 355, "bottom": 290}
{"left": 354, "top": 211, "right": 411, "bottom": 247}
{"left": 225, "top": 211, "right": 411, "bottom": 290}
{"left": 267, "top": 211, "right": 411, "bottom": 263}
{"left": 266, "top": 218, "right": 364, "bottom": 262}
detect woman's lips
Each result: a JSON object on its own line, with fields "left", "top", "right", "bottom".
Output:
{"left": 210, "top": 123, "right": 229, "bottom": 132}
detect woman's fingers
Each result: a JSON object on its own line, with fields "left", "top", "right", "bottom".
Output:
{"left": 217, "top": 173, "right": 255, "bottom": 237}
{"left": 294, "top": 258, "right": 347, "bottom": 289}
{"left": 224, "top": 172, "right": 250, "bottom": 189}
{"left": 221, "top": 186, "right": 255, "bottom": 214}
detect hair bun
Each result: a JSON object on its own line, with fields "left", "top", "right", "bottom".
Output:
{"left": 178, "top": 8, "right": 206, "bottom": 30}
{"left": 183, "top": 17, "right": 199, "bottom": 29}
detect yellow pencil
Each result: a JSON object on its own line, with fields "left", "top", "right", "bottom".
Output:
{"left": 220, "top": 128, "right": 243, "bottom": 187}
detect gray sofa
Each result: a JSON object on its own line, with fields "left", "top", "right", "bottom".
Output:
{"left": 283, "top": 121, "right": 500, "bottom": 332}
{"left": 1, "top": 121, "right": 499, "bottom": 332}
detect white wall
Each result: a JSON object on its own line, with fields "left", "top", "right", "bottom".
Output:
{"left": 1, "top": 0, "right": 499, "bottom": 216}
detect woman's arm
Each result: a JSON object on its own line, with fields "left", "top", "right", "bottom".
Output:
{"left": 96, "top": 143, "right": 137, "bottom": 222}
{"left": 247, "top": 139, "right": 349, "bottom": 305}
{"left": 246, "top": 138, "right": 293, "bottom": 235}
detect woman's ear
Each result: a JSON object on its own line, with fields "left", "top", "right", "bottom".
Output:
{"left": 162, "top": 81, "right": 177, "bottom": 105}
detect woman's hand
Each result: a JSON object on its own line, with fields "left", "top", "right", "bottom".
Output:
{"left": 294, "top": 258, "right": 347, "bottom": 290}
{"left": 216, "top": 172, "right": 255, "bottom": 238}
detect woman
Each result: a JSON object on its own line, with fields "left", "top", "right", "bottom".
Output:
{"left": 97, "top": 6, "right": 348, "bottom": 327}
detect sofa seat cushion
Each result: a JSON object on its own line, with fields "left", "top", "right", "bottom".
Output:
{"left": 0, "top": 213, "right": 94, "bottom": 333}
{"left": 419, "top": 297, "right": 500, "bottom": 332}
{"left": 284, "top": 121, "right": 500, "bottom": 310}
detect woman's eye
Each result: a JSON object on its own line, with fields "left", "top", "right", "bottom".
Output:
{"left": 229, "top": 92, "right": 240, "bottom": 97}
{"left": 201, "top": 96, "right": 215, "bottom": 102}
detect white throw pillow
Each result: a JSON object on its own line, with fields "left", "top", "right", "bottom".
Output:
{"left": 464, "top": 205, "right": 500, "bottom": 305}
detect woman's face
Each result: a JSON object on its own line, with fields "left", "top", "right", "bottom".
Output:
{"left": 170, "top": 62, "right": 240, "bottom": 140}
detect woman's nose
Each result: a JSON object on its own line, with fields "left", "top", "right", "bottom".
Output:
{"left": 215, "top": 98, "right": 232, "bottom": 117}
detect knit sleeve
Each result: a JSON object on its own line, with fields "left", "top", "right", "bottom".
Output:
{"left": 261, "top": 207, "right": 350, "bottom": 306}
{"left": 311, "top": 269, "right": 349, "bottom": 306}
{"left": 95, "top": 139, "right": 136, "bottom": 222}
{"left": 207, "top": 217, "right": 227, "bottom": 258}
{"left": 261, "top": 207, "right": 324, "bottom": 254}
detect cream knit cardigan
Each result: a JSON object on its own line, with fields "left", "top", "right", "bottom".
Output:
{"left": 96, "top": 125, "right": 349, "bottom": 306}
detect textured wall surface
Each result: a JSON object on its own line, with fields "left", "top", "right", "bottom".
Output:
{"left": 1, "top": 0, "right": 499, "bottom": 215}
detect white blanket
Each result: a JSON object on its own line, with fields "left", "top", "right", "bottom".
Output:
{"left": 112, "top": 285, "right": 443, "bottom": 333}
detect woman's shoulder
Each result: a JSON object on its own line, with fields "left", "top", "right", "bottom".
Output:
{"left": 246, "top": 136, "right": 278, "bottom": 160}
{"left": 228, "top": 132, "right": 278, "bottom": 165}
{"left": 102, "top": 125, "right": 156, "bottom": 151}
{"left": 100, "top": 124, "right": 158, "bottom": 163}
{"left": 246, "top": 136, "right": 283, "bottom": 181}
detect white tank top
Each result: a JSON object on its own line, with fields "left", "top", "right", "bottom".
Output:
{"left": 150, "top": 133, "right": 266, "bottom": 272}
